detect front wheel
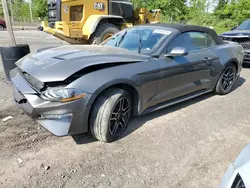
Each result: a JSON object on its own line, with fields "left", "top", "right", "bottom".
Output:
{"left": 215, "top": 63, "right": 237, "bottom": 95}
{"left": 90, "top": 88, "right": 132, "bottom": 142}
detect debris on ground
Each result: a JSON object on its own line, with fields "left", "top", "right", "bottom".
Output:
{"left": 107, "top": 181, "right": 111, "bottom": 186}
{"left": 85, "top": 174, "right": 92, "bottom": 178}
{"left": 2, "top": 116, "right": 13, "bottom": 122}
{"left": 17, "top": 158, "right": 23, "bottom": 164}
{"left": 40, "top": 164, "right": 50, "bottom": 170}
{"left": 70, "top": 169, "right": 76, "bottom": 173}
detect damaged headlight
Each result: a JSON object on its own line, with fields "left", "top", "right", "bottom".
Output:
{"left": 41, "top": 88, "right": 85, "bottom": 102}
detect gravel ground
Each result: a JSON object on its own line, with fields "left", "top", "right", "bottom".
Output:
{"left": 0, "top": 30, "right": 250, "bottom": 188}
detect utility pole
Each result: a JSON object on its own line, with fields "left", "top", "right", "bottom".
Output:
{"left": 9, "top": 0, "right": 14, "bottom": 23}
{"left": 29, "top": 0, "right": 33, "bottom": 22}
{"left": 1, "top": 0, "right": 16, "bottom": 46}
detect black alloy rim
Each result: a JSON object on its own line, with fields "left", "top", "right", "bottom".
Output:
{"left": 109, "top": 97, "right": 131, "bottom": 136}
{"left": 221, "top": 67, "right": 235, "bottom": 91}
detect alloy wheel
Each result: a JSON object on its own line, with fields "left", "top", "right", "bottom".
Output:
{"left": 109, "top": 97, "right": 131, "bottom": 136}
{"left": 221, "top": 66, "right": 236, "bottom": 92}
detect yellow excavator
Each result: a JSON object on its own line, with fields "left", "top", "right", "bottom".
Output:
{"left": 42, "top": 0, "right": 161, "bottom": 44}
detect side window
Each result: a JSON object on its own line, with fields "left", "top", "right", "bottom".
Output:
{"left": 189, "top": 32, "right": 207, "bottom": 49}
{"left": 206, "top": 33, "right": 217, "bottom": 47}
{"left": 167, "top": 32, "right": 207, "bottom": 52}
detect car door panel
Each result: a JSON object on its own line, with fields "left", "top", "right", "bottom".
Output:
{"left": 153, "top": 31, "right": 221, "bottom": 105}
{"left": 156, "top": 48, "right": 216, "bottom": 104}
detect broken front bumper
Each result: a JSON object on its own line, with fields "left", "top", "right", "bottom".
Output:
{"left": 10, "top": 68, "right": 91, "bottom": 136}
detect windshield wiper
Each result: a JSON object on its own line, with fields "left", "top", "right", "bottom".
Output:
{"left": 115, "top": 31, "right": 127, "bottom": 47}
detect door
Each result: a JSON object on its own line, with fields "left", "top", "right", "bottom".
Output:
{"left": 156, "top": 31, "right": 219, "bottom": 104}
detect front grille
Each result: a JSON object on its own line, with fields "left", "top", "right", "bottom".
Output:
{"left": 223, "top": 37, "right": 250, "bottom": 50}
{"left": 244, "top": 51, "right": 250, "bottom": 63}
{"left": 18, "top": 68, "right": 44, "bottom": 92}
{"left": 241, "top": 41, "right": 250, "bottom": 49}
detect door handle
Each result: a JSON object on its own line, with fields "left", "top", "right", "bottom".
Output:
{"left": 203, "top": 57, "right": 212, "bottom": 61}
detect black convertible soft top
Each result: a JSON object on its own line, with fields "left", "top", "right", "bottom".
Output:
{"left": 145, "top": 23, "right": 224, "bottom": 45}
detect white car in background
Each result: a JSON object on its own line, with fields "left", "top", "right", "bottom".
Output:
{"left": 220, "top": 143, "right": 250, "bottom": 188}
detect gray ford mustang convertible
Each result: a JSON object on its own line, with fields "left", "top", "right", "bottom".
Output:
{"left": 11, "top": 24, "right": 244, "bottom": 142}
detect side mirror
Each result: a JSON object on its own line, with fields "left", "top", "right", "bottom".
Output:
{"left": 164, "top": 47, "right": 188, "bottom": 57}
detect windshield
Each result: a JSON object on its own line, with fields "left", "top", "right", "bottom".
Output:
{"left": 236, "top": 20, "right": 250, "bottom": 30}
{"left": 102, "top": 28, "right": 172, "bottom": 54}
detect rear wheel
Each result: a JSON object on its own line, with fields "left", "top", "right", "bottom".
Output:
{"left": 90, "top": 88, "right": 132, "bottom": 142}
{"left": 215, "top": 63, "right": 237, "bottom": 95}
{"left": 89, "top": 23, "right": 119, "bottom": 45}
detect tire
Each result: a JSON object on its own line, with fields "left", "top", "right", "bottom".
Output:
{"left": 0, "top": 25, "right": 4, "bottom": 31}
{"left": 89, "top": 23, "right": 119, "bottom": 45}
{"left": 215, "top": 63, "right": 237, "bottom": 95}
{"left": 90, "top": 88, "right": 132, "bottom": 142}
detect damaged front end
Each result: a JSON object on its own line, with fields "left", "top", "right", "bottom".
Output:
{"left": 18, "top": 68, "right": 45, "bottom": 92}
{"left": 10, "top": 67, "right": 91, "bottom": 136}
{"left": 221, "top": 35, "right": 250, "bottom": 63}
{"left": 10, "top": 45, "right": 149, "bottom": 136}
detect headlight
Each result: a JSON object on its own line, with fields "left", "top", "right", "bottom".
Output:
{"left": 41, "top": 88, "right": 85, "bottom": 102}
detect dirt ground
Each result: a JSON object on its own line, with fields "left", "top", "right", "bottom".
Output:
{"left": 0, "top": 30, "right": 250, "bottom": 188}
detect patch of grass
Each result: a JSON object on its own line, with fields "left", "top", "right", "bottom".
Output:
{"left": 214, "top": 27, "right": 229, "bottom": 34}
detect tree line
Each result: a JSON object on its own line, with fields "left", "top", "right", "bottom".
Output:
{"left": 1, "top": 0, "right": 250, "bottom": 33}
{"left": 0, "top": 0, "right": 47, "bottom": 22}
{"left": 133, "top": 0, "right": 250, "bottom": 33}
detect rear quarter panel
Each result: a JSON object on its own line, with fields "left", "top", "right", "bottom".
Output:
{"left": 211, "top": 42, "right": 243, "bottom": 75}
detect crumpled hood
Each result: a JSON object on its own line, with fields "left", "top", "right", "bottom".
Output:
{"left": 221, "top": 30, "right": 250, "bottom": 37}
{"left": 16, "top": 45, "right": 150, "bottom": 82}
